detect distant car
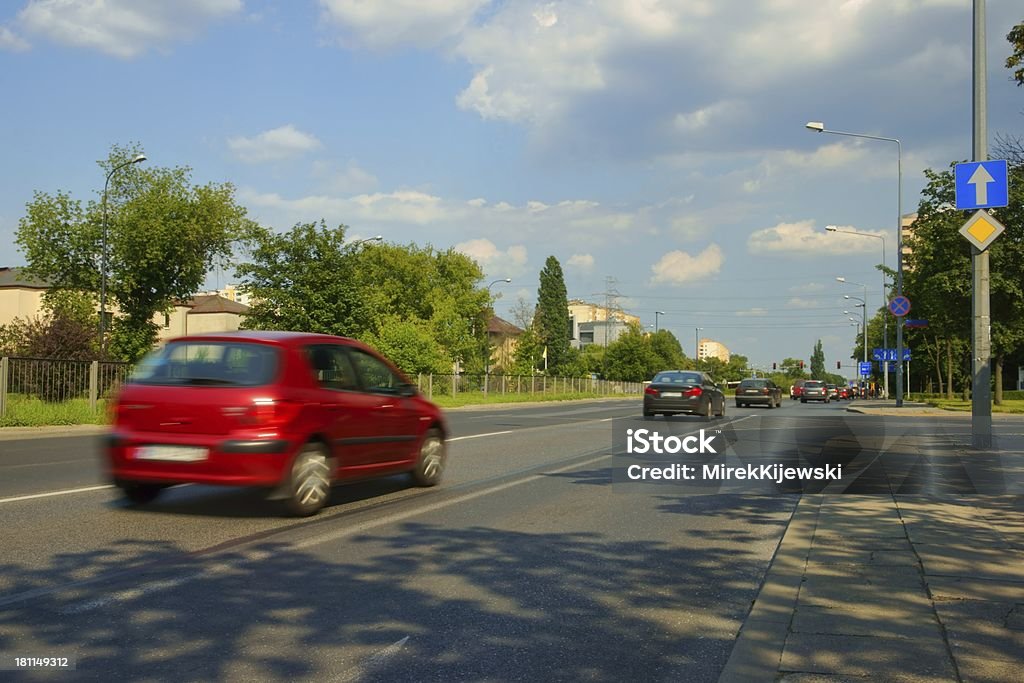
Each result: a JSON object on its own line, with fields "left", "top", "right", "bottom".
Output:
{"left": 735, "top": 378, "right": 783, "bottom": 409}
{"left": 839, "top": 386, "right": 850, "bottom": 400}
{"left": 790, "top": 378, "right": 808, "bottom": 400}
{"left": 801, "top": 380, "right": 830, "bottom": 403}
{"left": 826, "top": 384, "right": 840, "bottom": 400}
{"left": 106, "top": 331, "right": 448, "bottom": 516}
{"left": 643, "top": 370, "right": 725, "bottom": 419}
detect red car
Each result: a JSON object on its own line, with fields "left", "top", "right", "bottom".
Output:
{"left": 106, "top": 331, "right": 448, "bottom": 516}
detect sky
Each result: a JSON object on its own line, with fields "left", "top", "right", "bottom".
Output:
{"left": 0, "top": 0, "right": 1021, "bottom": 373}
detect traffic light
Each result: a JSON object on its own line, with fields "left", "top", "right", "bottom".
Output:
{"left": 799, "top": 361, "right": 804, "bottom": 369}
{"left": 837, "top": 361, "right": 841, "bottom": 369}
{"left": 772, "top": 362, "right": 777, "bottom": 370}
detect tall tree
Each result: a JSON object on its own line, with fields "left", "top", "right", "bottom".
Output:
{"left": 810, "top": 340, "right": 826, "bottom": 380}
{"left": 16, "top": 144, "right": 253, "bottom": 360}
{"left": 535, "top": 256, "right": 571, "bottom": 374}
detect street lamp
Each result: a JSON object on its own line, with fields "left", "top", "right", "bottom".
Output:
{"left": 100, "top": 153, "right": 147, "bottom": 350}
{"left": 483, "top": 278, "right": 512, "bottom": 388}
{"left": 827, "top": 226, "right": 889, "bottom": 397}
{"left": 350, "top": 235, "right": 383, "bottom": 248}
{"left": 808, "top": 121, "right": 903, "bottom": 405}
{"left": 655, "top": 310, "right": 666, "bottom": 333}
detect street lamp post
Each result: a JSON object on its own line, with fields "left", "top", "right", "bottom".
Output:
{"left": 808, "top": 122, "right": 903, "bottom": 406}
{"left": 100, "top": 153, "right": 147, "bottom": 350}
{"left": 827, "top": 226, "right": 889, "bottom": 397}
{"left": 695, "top": 327, "right": 703, "bottom": 367}
{"left": 655, "top": 310, "right": 665, "bottom": 333}
{"left": 350, "top": 235, "right": 383, "bottom": 248}
{"left": 483, "top": 278, "right": 512, "bottom": 393}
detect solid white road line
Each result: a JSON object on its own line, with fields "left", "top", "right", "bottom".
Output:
{"left": 449, "top": 430, "right": 514, "bottom": 442}
{"left": 0, "top": 484, "right": 114, "bottom": 504}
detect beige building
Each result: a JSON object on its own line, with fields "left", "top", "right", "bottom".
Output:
{"left": 157, "top": 295, "right": 251, "bottom": 342}
{"left": 697, "top": 338, "right": 731, "bottom": 363}
{"left": 568, "top": 299, "right": 641, "bottom": 348}
{"left": 197, "top": 283, "right": 253, "bottom": 307}
{"left": 487, "top": 315, "right": 523, "bottom": 372}
{"left": 0, "top": 268, "right": 48, "bottom": 327}
{"left": 901, "top": 212, "right": 918, "bottom": 269}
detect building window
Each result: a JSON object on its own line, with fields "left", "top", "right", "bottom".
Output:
{"left": 163, "top": 313, "right": 170, "bottom": 329}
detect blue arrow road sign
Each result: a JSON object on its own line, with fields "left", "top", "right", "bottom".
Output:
{"left": 872, "top": 348, "right": 912, "bottom": 362}
{"left": 859, "top": 362, "right": 872, "bottom": 376}
{"left": 955, "top": 160, "right": 1009, "bottom": 210}
{"left": 889, "top": 296, "right": 911, "bottom": 317}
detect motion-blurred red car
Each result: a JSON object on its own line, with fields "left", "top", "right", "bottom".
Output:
{"left": 106, "top": 331, "right": 448, "bottom": 516}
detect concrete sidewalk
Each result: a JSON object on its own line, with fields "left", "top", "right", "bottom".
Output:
{"left": 721, "top": 492, "right": 1024, "bottom": 682}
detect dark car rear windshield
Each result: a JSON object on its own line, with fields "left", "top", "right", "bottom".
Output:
{"left": 129, "top": 341, "right": 279, "bottom": 387}
{"left": 652, "top": 372, "right": 702, "bottom": 385}
{"left": 804, "top": 381, "right": 825, "bottom": 388}
{"left": 739, "top": 379, "right": 767, "bottom": 388}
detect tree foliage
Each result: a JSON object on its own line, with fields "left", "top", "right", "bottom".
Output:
{"left": 1008, "top": 21, "right": 1024, "bottom": 87}
{"left": 535, "top": 256, "right": 572, "bottom": 374}
{"left": 16, "top": 144, "right": 253, "bottom": 361}
{"left": 810, "top": 340, "right": 826, "bottom": 380}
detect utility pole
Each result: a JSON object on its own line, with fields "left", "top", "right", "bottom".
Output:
{"left": 970, "top": 0, "right": 992, "bottom": 448}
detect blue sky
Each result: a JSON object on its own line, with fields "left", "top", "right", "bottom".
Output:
{"left": 1, "top": 0, "right": 1021, "bottom": 371}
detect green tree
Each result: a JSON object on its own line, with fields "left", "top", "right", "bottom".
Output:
{"left": 780, "top": 357, "right": 807, "bottom": 379}
{"left": 721, "top": 354, "right": 750, "bottom": 382}
{"left": 648, "top": 330, "right": 686, "bottom": 372}
{"left": 238, "top": 221, "right": 370, "bottom": 337}
{"left": 904, "top": 163, "right": 1024, "bottom": 403}
{"left": 16, "top": 144, "right": 252, "bottom": 360}
{"left": 1008, "top": 21, "right": 1024, "bottom": 87}
{"left": 810, "top": 340, "right": 826, "bottom": 380}
{"left": 535, "top": 256, "right": 571, "bottom": 374}
{"left": 510, "top": 325, "right": 543, "bottom": 376}
{"left": 604, "top": 324, "right": 656, "bottom": 381}
{"left": 364, "top": 315, "right": 449, "bottom": 376}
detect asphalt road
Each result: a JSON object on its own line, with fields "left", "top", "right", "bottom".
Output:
{"left": 1, "top": 398, "right": 1017, "bottom": 681}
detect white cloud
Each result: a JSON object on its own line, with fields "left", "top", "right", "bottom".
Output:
{"left": 453, "top": 238, "right": 529, "bottom": 276}
{"left": 649, "top": 245, "right": 724, "bottom": 286}
{"left": 790, "top": 282, "right": 827, "bottom": 293}
{"left": 736, "top": 308, "right": 768, "bottom": 317}
{"left": 787, "top": 297, "right": 821, "bottom": 309}
{"left": 319, "top": 0, "right": 488, "bottom": 49}
{"left": 747, "top": 220, "right": 880, "bottom": 257}
{"left": 567, "top": 253, "right": 594, "bottom": 271}
{"left": 0, "top": 26, "right": 30, "bottom": 52}
{"left": 228, "top": 125, "right": 322, "bottom": 163}
{"left": 311, "top": 160, "right": 378, "bottom": 193}
{"left": 16, "top": 0, "right": 241, "bottom": 58}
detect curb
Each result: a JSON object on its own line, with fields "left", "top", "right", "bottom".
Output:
{"left": 718, "top": 495, "right": 822, "bottom": 683}
{"left": 0, "top": 424, "right": 109, "bottom": 442}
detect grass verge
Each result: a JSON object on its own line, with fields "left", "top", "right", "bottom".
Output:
{"left": 922, "top": 398, "right": 1024, "bottom": 414}
{"left": 0, "top": 395, "right": 110, "bottom": 427}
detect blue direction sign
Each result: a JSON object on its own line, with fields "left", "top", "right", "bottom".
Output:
{"left": 904, "top": 319, "right": 929, "bottom": 329}
{"left": 872, "top": 348, "right": 912, "bottom": 362}
{"left": 889, "top": 295, "right": 911, "bottom": 317}
{"left": 955, "top": 160, "right": 1009, "bottom": 210}
{"left": 859, "top": 362, "right": 873, "bottom": 376}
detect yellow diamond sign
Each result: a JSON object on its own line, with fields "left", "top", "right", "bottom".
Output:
{"left": 959, "top": 210, "right": 1005, "bottom": 251}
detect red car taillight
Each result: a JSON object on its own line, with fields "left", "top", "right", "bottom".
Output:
{"left": 645, "top": 386, "right": 660, "bottom": 397}
{"left": 239, "top": 399, "right": 302, "bottom": 428}
{"left": 762, "top": 388, "right": 770, "bottom": 395}
{"left": 683, "top": 387, "right": 703, "bottom": 398}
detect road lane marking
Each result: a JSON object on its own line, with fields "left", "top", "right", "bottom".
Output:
{"left": 333, "top": 636, "right": 411, "bottom": 683}
{"left": 449, "top": 430, "right": 514, "bottom": 442}
{"left": 0, "top": 484, "right": 114, "bottom": 504}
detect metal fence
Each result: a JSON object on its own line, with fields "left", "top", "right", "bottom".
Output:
{"left": 414, "top": 373, "right": 643, "bottom": 400}
{"left": 0, "top": 356, "right": 133, "bottom": 416}
{"left": 0, "top": 356, "right": 641, "bottom": 417}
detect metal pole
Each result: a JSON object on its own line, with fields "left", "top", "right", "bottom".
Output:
{"left": 100, "top": 169, "right": 114, "bottom": 350}
{"left": 881, "top": 238, "right": 888, "bottom": 398}
{"left": 895, "top": 138, "right": 904, "bottom": 406}
{"left": 972, "top": 0, "right": 992, "bottom": 447}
